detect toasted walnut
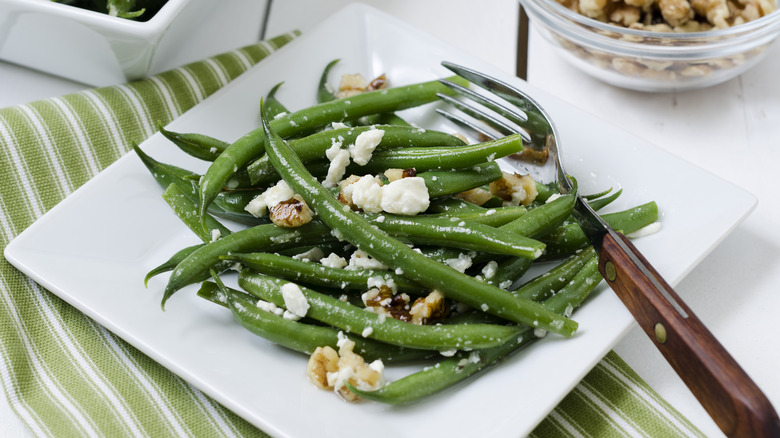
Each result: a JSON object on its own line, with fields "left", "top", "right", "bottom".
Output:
{"left": 269, "top": 195, "right": 313, "bottom": 228}
{"left": 409, "top": 290, "right": 449, "bottom": 325}
{"left": 367, "top": 74, "right": 388, "bottom": 91}
{"left": 454, "top": 187, "right": 494, "bottom": 206}
{"left": 308, "top": 334, "right": 385, "bottom": 402}
{"left": 383, "top": 168, "right": 417, "bottom": 183}
{"left": 609, "top": 3, "right": 642, "bottom": 26}
{"left": 337, "top": 174, "right": 362, "bottom": 208}
{"left": 363, "top": 285, "right": 412, "bottom": 322}
{"left": 337, "top": 73, "right": 368, "bottom": 98}
{"left": 488, "top": 172, "right": 538, "bottom": 206}
{"left": 307, "top": 346, "right": 339, "bottom": 389}
{"left": 691, "top": 0, "right": 731, "bottom": 28}
{"left": 658, "top": 0, "right": 695, "bottom": 26}
{"left": 337, "top": 73, "right": 388, "bottom": 98}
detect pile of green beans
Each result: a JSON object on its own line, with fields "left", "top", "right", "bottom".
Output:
{"left": 137, "top": 62, "right": 660, "bottom": 404}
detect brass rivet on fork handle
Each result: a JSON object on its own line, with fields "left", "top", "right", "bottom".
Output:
{"left": 605, "top": 261, "right": 617, "bottom": 282}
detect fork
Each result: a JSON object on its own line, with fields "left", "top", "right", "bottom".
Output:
{"left": 437, "top": 61, "right": 780, "bottom": 438}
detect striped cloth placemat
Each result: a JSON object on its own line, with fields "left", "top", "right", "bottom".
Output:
{"left": 0, "top": 32, "right": 704, "bottom": 437}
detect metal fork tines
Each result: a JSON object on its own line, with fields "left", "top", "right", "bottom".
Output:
{"left": 435, "top": 61, "right": 567, "bottom": 192}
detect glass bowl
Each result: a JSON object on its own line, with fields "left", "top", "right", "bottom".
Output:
{"left": 519, "top": 0, "right": 780, "bottom": 91}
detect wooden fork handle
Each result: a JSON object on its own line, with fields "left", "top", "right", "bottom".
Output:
{"left": 599, "top": 230, "right": 780, "bottom": 437}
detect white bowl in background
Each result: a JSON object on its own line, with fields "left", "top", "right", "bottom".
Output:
{"left": 0, "top": 0, "right": 268, "bottom": 86}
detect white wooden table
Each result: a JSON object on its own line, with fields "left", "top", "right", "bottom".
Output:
{"left": 3, "top": 1, "right": 779, "bottom": 436}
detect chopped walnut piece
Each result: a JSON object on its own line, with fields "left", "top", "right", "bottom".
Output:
{"left": 383, "top": 168, "right": 417, "bottom": 183}
{"left": 269, "top": 195, "right": 313, "bottom": 228}
{"left": 454, "top": 187, "right": 494, "bottom": 206}
{"left": 658, "top": 0, "right": 695, "bottom": 26}
{"left": 367, "top": 74, "right": 388, "bottom": 91}
{"left": 488, "top": 172, "right": 539, "bottom": 206}
{"left": 307, "top": 346, "right": 340, "bottom": 389}
{"left": 363, "top": 285, "right": 412, "bottom": 322}
{"left": 337, "top": 73, "right": 388, "bottom": 98}
{"left": 307, "top": 333, "right": 385, "bottom": 402}
{"left": 409, "top": 290, "right": 449, "bottom": 325}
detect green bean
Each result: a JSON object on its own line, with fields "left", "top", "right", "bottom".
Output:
{"left": 263, "top": 82, "right": 289, "bottom": 119}
{"left": 133, "top": 143, "right": 265, "bottom": 225}
{"left": 157, "top": 123, "right": 229, "bottom": 162}
{"left": 499, "top": 191, "right": 576, "bottom": 238}
{"left": 419, "top": 162, "right": 502, "bottom": 198}
{"left": 198, "top": 76, "right": 470, "bottom": 227}
{"left": 347, "top": 256, "right": 602, "bottom": 404}
{"left": 161, "top": 183, "right": 231, "bottom": 241}
{"left": 422, "top": 205, "right": 528, "bottom": 227}
{"left": 246, "top": 125, "right": 465, "bottom": 185}
{"left": 317, "top": 59, "right": 340, "bottom": 103}
{"left": 221, "top": 252, "right": 426, "bottom": 293}
{"left": 426, "top": 197, "right": 487, "bottom": 214}
{"left": 143, "top": 181, "right": 235, "bottom": 286}
{"left": 260, "top": 104, "right": 577, "bottom": 336}
{"left": 419, "top": 192, "right": 575, "bottom": 277}
{"left": 540, "top": 201, "right": 658, "bottom": 259}
{"left": 352, "top": 134, "right": 523, "bottom": 174}
{"left": 160, "top": 221, "right": 335, "bottom": 307}
{"left": 198, "top": 278, "right": 432, "bottom": 362}
{"left": 363, "top": 214, "right": 545, "bottom": 259}
{"left": 586, "top": 188, "right": 622, "bottom": 211}
{"left": 145, "top": 243, "right": 202, "bottom": 287}
{"left": 513, "top": 247, "right": 596, "bottom": 301}
{"left": 239, "top": 271, "right": 523, "bottom": 351}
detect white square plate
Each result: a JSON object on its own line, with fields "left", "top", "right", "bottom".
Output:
{"left": 5, "top": 4, "right": 757, "bottom": 437}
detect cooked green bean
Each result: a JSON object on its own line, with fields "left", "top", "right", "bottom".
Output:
{"left": 221, "top": 252, "right": 426, "bottom": 293}
{"left": 540, "top": 201, "right": 658, "bottom": 259}
{"left": 260, "top": 104, "right": 577, "bottom": 336}
{"left": 263, "top": 82, "right": 289, "bottom": 119}
{"left": 198, "top": 279, "right": 433, "bottom": 362}
{"left": 239, "top": 271, "right": 523, "bottom": 351}
{"left": 352, "top": 134, "right": 523, "bottom": 174}
{"left": 246, "top": 125, "right": 465, "bottom": 185}
{"left": 422, "top": 205, "right": 528, "bottom": 227}
{"left": 363, "top": 214, "right": 545, "bottom": 259}
{"left": 347, "top": 255, "right": 602, "bottom": 404}
{"left": 198, "top": 76, "right": 470, "bottom": 227}
{"left": 419, "top": 162, "right": 502, "bottom": 198}
{"left": 157, "top": 123, "right": 229, "bottom": 162}
{"left": 161, "top": 221, "right": 335, "bottom": 307}
{"left": 317, "top": 59, "right": 341, "bottom": 104}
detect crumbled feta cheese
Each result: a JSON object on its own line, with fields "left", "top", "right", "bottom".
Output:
{"left": 256, "top": 299, "right": 284, "bottom": 316}
{"left": 379, "top": 177, "right": 430, "bottom": 215}
{"left": 292, "top": 247, "right": 325, "bottom": 262}
{"left": 346, "top": 249, "right": 388, "bottom": 271}
{"left": 245, "top": 180, "right": 295, "bottom": 217}
{"left": 210, "top": 229, "right": 222, "bottom": 242}
{"left": 546, "top": 193, "right": 562, "bottom": 203}
{"left": 626, "top": 222, "right": 662, "bottom": 239}
{"left": 320, "top": 253, "right": 348, "bottom": 269}
{"left": 324, "top": 141, "right": 350, "bottom": 187}
{"left": 481, "top": 261, "right": 498, "bottom": 280}
{"left": 440, "top": 349, "right": 458, "bottom": 357}
{"left": 345, "top": 175, "right": 384, "bottom": 214}
{"left": 331, "top": 122, "right": 349, "bottom": 130}
{"left": 281, "top": 283, "right": 309, "bottom": 318}
{"left": 349, "top": 128, "right": 384, "bottom": 165}
{"left": 361, "top": 327, "right": 373, "bottom": 337}
{"left": 444, "top": 253, "right": 473, "bottom": 273}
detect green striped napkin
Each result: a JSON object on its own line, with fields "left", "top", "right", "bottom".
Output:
{"left": 0, "top": 32, "right": 704, "bottom": 437}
